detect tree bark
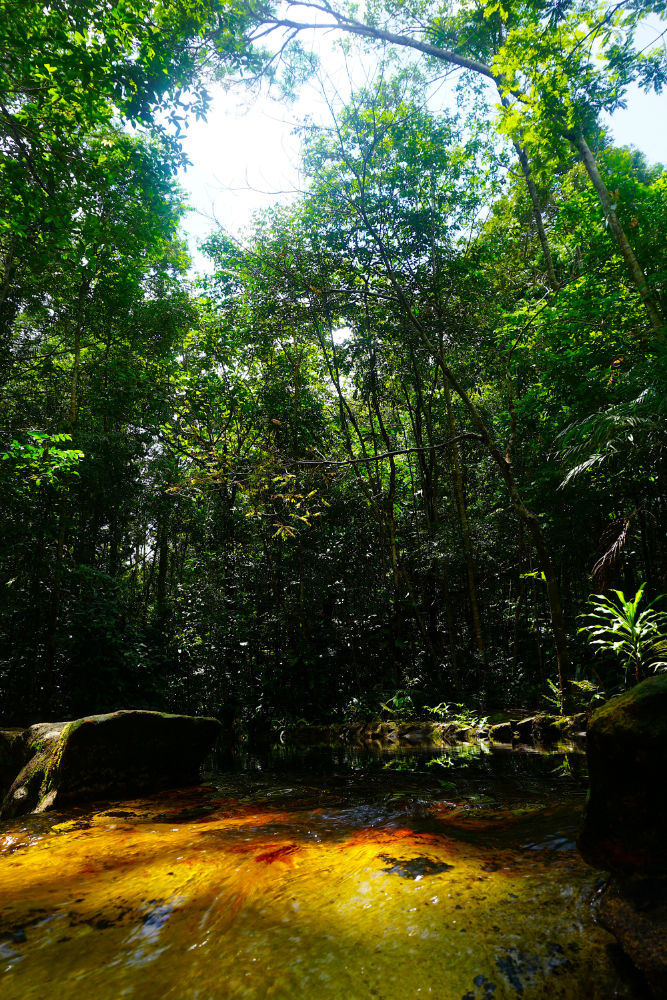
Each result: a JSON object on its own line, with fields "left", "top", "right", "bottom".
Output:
{"left": 68, "top": 274, "right": 90, "bottom": 428}
{"left": 511, "top": 139, "right": 559, "bottom": 292}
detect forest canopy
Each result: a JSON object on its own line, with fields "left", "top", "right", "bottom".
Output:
{"left": 1, "top": 0, "right": 665, "bottom": 725}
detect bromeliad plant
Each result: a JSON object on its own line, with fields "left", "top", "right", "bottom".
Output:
{"left": 579, "top": 585, "right": 667, "bottom": 685}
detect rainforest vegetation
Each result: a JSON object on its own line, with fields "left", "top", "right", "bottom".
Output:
{"left": 1, "top": 0, "right": 665, "bottom": 727}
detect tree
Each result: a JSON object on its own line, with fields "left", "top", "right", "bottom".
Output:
{"left": 0, "top": 120, "right": 194, "bottom": 717}
{"left": 247, "top": 0, "right": 666, "bottom": 339}
{"left": 2, "top": 0, "right": 664, "bottom": 723}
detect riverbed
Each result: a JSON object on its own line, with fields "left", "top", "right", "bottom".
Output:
{"left": 0, "top": 741, "right": 645, "bottom": 999}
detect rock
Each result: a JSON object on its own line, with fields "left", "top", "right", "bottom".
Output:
{"left": 565, "top": 712, "right": 588, "bottom": 736}
{"left": 0, "top": 710, "right": 221, "bottom": 819}
{"left": 598, "top": 877, "right": 667, "bottom": 998}
{"left": 0, "top": 728, "right": 25, "bottom": 799}
{"left": 366, "top": 722, "right": 398, "bottom": 741}
{"left": 489, "top": 712, "right": 585, "bottom": 747}
{"left": 285, "top": 720, "right": 457, "bottom": 748}
{"left": 396, "top": 722, "right": 438, "bottom": 744}
{"left": 513, "top": 714, "right": 549, "bottom": 744}
{"left": 0, "top": 722, "right": 65, "bottom": 816}
{"left": 513, "top": 716, "right": 535, "bottom": 743}
{"left": 578, "top": 675, "right": 667, "bottom": 874}
{"left": 518, "top": 713, "right": 572, "bottom": 745}
{"left": 578, "top": 677, "right": 667, "bottom": 997}
{"left": 489, "top": 721, "right": 514, "bottom": 743}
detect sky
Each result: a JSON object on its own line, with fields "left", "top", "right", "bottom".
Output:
{"left": 176, "top": 43, "right": 667, "bottom": 267}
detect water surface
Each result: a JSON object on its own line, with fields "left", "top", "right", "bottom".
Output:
{"left": 0, "top": 741, "right": 643, "bottom": 999}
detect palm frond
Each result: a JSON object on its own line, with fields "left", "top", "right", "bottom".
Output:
{"left": 557, "top": 386, "right": 666, "bottom": 487}
{"left": 590, "top": 514, "right": 636, "bottom": 588}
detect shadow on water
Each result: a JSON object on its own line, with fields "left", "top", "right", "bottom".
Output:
{"left": 0, "top": 739, "right": 649, "bottom": 1000}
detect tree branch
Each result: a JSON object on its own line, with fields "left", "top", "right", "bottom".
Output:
{"left": 293, "top": 434, "right": 483, "bottom": 468}
{"left": 266, "top": 2, "right": 497, "bottom": 81}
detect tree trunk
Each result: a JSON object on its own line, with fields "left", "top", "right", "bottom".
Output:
{"left": 156, "top": 510, "right": 170, "bottom": 619}
{"left": 352, "top": 149, "right": 573, "bottom": 710}
{"left": 571, "top": 131, "right": 665, "bottom": 343}
{"left": 442, "top": 378, "right": 488, "bottom": 671}
{"left": 436, "top": 349, "right": 572, "bottom": 710}
{"left": 43, "top": 512, "right": 66, "bottom": 709}
{"left": 512, "top": 141, "right": 558, "bottom": 291}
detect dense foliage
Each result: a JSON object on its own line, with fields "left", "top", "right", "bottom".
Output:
{"left": 1, "top": 0, "right": 665, "bottom": 725}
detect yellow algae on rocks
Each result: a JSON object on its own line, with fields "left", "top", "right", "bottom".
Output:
{"left": 0, "top": 788, "right": 635, "bottom": 1000}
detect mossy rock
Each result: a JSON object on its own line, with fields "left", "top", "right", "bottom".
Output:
{"left": 0, "top": 722, "right": 71, "bottom": 817}
{"left": 578, "top": 675, "right": 667, "bottom": 874}
{"left": 489, "top": 721, "right": 514, "bottom": 743}
{"left": 395, "top": 722, "right": 440, "bottom": 744}
{"left": 0, "top": 710, "right": 221, "bottom": 819}
{"left": 563, "top": 712, "right": 588, "bottom": 736}
{"left": 514, "top": 713, "right": 563, "bottom": 745}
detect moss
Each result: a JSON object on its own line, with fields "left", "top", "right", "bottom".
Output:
{"left": 591, "top": 675, "right": 667, "bottom": 740}
{"left": 43, "top": 721, "right": 76, "bottom": 794}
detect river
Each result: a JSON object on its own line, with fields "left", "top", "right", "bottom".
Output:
{"left": 0, "top": 739, "right": 646, "bottom": 999}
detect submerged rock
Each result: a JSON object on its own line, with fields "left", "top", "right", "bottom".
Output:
{"left": 578, "top": 674, "right": 667, "bottom": 874}
{"left": 0, "top": 710, "right": 221, "bottom": 819}
{"left": 598, "top": 877, "right": 667, "bottom": 999}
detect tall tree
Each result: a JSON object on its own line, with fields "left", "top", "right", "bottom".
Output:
{"left": 248, "top": 0, "right": 666, "bottom": 338}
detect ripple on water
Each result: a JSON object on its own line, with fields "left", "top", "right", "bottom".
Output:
{"left": 0, "top": 744, "right": 641, "bottom": 999}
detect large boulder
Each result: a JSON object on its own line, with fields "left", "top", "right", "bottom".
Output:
{"left": 0, "top": 709, "right": 221, "bottom": 819}
{"left": 578, "top": 676, "right": 667, "bottom": 998}
{"left": 578, "top": 674, "right": 667, "bottom": 874}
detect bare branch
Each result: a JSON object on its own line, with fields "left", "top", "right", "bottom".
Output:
{"left": 293, "top": 434, "right": 483, "bottom": 468}
{"left": 265, "top": 2, "right": 497, "bottom": 81}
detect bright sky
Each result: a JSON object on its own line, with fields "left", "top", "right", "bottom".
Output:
{"left": 177, "top": 43, "right": 667, "bottom": 267}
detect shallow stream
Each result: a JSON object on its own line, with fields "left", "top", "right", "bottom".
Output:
{"left": 0, "top": 740, "right": 645, "bottom": 999}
